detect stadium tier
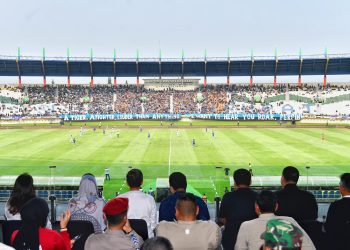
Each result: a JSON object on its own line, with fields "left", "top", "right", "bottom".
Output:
{"left": 1, "top": 84, "right": 350, "bottom": 119}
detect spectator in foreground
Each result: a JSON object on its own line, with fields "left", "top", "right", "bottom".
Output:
{"left": 235, "top": 190, "right": 315, "bottom": 250}
{"left": 11, "top": 197, "right": 71, "bottom": 250}
{"left": 275, "top": 166, "right": 318, "bottom": 222}
{"left": 68, "top": 173, "right": 106, "bottom": 233}
{"left": 156, "top": 193, "right": 221, "bottom": 250}
{"left": 219, "top": 169, "right": 257, "bottom": 250}
{"left": 5, "top": 173, "right": 52, "bottom": 228}
{"left": 118, "top": 168, "right": 157, "bottom": 238}
{"left": 159, "top": 172, "right": 210, "bottom": 222}
{"left": 260, "top": 218, "right": 304, "bottom": 250}
{"left": 85, "top": 197, "right": 143, "bottom": 250}
{"left": 142, "top": 237, "right": 173, "bottom": 250}
{"left": 325, "top": 173, "right": 350, "bottom": 250}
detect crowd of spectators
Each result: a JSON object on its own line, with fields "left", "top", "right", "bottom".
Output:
{"left": 2, "top": 168, "right": 350, "bottom": 249}
{"left": 1, "top": 84, "right": 350, "bottom": 117}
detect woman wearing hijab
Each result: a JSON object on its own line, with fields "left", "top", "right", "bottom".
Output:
{"left": 11, "top": 197, "right": 71, "bottom": 250}
{"left": 5, "top": 173, "right": 52, "bottom": 228}
{"left": 68, "top": 173, "right": 106, "bottom": 233}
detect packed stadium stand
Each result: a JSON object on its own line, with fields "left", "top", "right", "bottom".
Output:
{"left": 1, "top": 84, "right": 350, "bottom": 117}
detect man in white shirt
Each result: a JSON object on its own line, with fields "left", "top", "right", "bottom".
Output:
{"left": 235, "top": 190, "right": 315, "bottom": 250}
{"left": 118, "top": 168, "right": 157, "bottom": 238}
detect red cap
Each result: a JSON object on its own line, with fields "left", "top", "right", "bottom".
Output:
{"left": 103, "top": 197, "right": 129, "bottom": 216}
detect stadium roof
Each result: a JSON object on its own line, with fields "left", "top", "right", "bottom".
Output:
{"left": 1, "top": 53, "right": 350, "bottom": 78}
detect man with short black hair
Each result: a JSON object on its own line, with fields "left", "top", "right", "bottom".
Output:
{"left": 325, "top": 173, "right": 350, "bottom": 250}
{"left": 219, "top": 168, "right": 257, "bottom": 250}
{"left": 85, "top": 197, "right": 143, "bottom": 250}
{"left": 118, "top": 169, "right": 157, "bottom": 238}
{"left": 275, "top": 166, "right": 318, "bottom": 222}
{"left": 159, "top": 172, "right": 209, "bottom": 222}
{"left": 157, "top": 193, "right": 221, "bottom": 250}
{"left": 235, "top": 190, "right": 315, "bottom": 250}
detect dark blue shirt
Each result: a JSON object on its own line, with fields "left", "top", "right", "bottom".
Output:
{"left": 158, "top": 191, "right": 210, "bottom": 222}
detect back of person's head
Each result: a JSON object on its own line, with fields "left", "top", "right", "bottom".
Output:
{"left": 78, "top": 173, "right": 98, "bottom": 201}
{"left": 261, "top": 218, "right": 303, "bottom": 250}
{"left": 126, "top": 169, "right": 143, "bottom": 188}
{"left": 169, "top": 172, "right": 187, "bottom": 191}
{"left": 142, "top": 236, "right": 174, "bottom": 250}
{"left": 233, "top": 168, "right": 251, "bottom": 187}
{"left": 175, "top": 193, "right": 197, "bottom": 219}
{"left": 282, "top": 166, "right": 299, "bottom": 183}
{"left": 103, "top": 197, "right": 129, "bottom": 227}
{"left": 13, "top": 198, "right": 49, "bottom": 250}
{"left": 256, "top": 190, "right": 277, "bottom": 213}
{"left": 339, "top": 173, "right": 350, "bottom": 194}
{"left": 9, "top": 173, "right": 35, "bottom": 215}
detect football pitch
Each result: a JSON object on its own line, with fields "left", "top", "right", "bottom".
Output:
{"left": 0, "top": 123, "right": 349, "bottom": 201}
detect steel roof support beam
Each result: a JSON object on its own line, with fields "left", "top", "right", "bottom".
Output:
{"left": 204, "top": 50, "right": 207, "bottom": 88}
{"left": 324, "top": 58, "right": 329, "bottom": 89}
{"left": 159, "top": 50, "right": 162, "bottom": 80}
{"left": 90, "top": 49, "right": 94, "bottom": 88}
{"left": 16, "top": 59, "right": 21, "bottom": 88}
{"left": 298, "top": 59, "right": 303, "bottom": 88}
{"left": 136, "top": 50, "right": 139, "bottom": 87}
{"left": 67, "top": 49, "right": 70, "bottom": 88}
{"left": 113, "top": 49, "right": 117, "bottom": 88}
{"left": 16, "top": 47, "right": 21, "bottom": 88}
{"left": 250, "top": 57, "right": 254, "bottom": 88}
{"left": 227, "top": 49, "right": 230, "bottom": 86}
{"left": 42, "top": 48, "right": 46, "bottom": 88}
{"left": 181, "top": 50, "right": 184, "bottom": 84}
{"left": 274, "top": 49, "right": 278, "bottom": 89}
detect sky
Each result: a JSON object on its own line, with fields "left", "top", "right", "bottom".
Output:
{"left": 1, "top": 0, "right": 350, "bottom": 84}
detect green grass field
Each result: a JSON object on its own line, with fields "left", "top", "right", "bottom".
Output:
{"left": 0, "top": 123, "right": 349, "bottom": 201}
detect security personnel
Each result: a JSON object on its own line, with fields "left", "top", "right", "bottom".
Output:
{"left": 85, "top": 197, "right": 143, "bottom": 250}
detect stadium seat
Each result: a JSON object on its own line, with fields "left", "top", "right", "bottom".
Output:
{"left": 328, "top": 190, "right": 334, "bottom": 199}
{"left": 1, "top": 220, "right": 22, "bottom": 245}
{"left": 128, "top": 219, "right": 148, "bottom": 241}
{"left": 315, "top": 190, "right": 322, "bottom": 199}
{"left": 335, "top": 190, "right": 341, "bottom": 198}
{"left": 322, "top": 191, "right": 327, "bottom": 199}
{"left": 67, "top": 220, "right": 95, "bottom": 250}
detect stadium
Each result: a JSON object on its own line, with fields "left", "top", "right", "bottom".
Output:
{"left": 1, "top": 1, "right": 350, "bottom": 249}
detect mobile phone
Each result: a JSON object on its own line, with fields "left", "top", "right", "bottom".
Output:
{"left": 72, "top": 235, "right": 82, "bottom": 241}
